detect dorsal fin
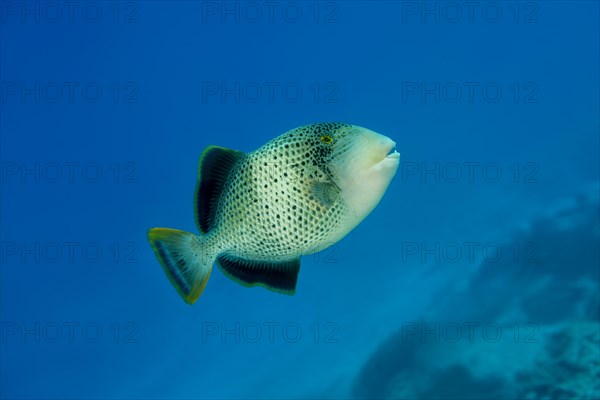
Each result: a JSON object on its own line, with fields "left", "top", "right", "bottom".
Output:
{"left": 194, "top": 146, "right": 245, "bottom": 233}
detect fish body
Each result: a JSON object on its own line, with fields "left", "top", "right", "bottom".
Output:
{"left": 148, "top": 123, "right": 399, "bottom": 303}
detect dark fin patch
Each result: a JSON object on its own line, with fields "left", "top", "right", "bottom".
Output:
{"left": 195, "top": 146, "right": 246, "bottom": 233}
{"left": 147, "top": 228, "right": 212, "bottom": 304}
{"left": 310, "top": 181, "right": 339, "bottom": 207}
{"left": 216, "top": 254, "right": 300, "bottom": 295}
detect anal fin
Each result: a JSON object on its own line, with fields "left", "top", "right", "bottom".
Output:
{"left": 216, "top": 254, "right": 300, "bottom": 295}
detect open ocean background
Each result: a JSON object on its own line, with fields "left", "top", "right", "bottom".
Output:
{"left": 1, "top": 1, "right": 599, "bottom": 399}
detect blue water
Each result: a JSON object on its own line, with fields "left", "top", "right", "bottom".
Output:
{"left": 1, "top": 2, "right": 599, "bottom": 399}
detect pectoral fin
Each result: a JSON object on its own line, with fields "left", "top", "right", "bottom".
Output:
{"left": 310, "top": 181, "right": 339, "bottom": 207}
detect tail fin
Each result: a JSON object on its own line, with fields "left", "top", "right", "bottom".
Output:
{"left": 147, "top": 228, "right": 213, "bottom": 304}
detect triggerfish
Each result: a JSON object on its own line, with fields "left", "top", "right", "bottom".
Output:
{"left": 148, "top": 123, "right": 399, "bottom": 303}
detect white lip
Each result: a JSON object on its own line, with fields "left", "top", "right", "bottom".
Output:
{"left": 379, "top": 139, "right": 397, "bottom": 159}
{"left": 386, "top": 149, "right": 400, "bottom": 159}
{"left": 371, "top": 145, "right": 400, "bottom": 172}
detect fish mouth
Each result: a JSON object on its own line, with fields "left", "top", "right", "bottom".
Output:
{"left": 367, "top": 142, "right": 400, "bottom": 171}
{"left": 383, "top": 142, "right": 400, "bottom": 161}
{"left": 386, "top": 147, "right": 400, "bottom": 160}
{"left": 353, "top": 133, "right": 400, "bottom": 168}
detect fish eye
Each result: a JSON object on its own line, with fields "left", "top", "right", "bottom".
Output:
{"left": 320, "top": 135, "right": 334, "bottom": 145}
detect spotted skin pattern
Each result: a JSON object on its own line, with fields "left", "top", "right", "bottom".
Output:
{"left": 206, "top": 123, "right": 355, "bottom": 262}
